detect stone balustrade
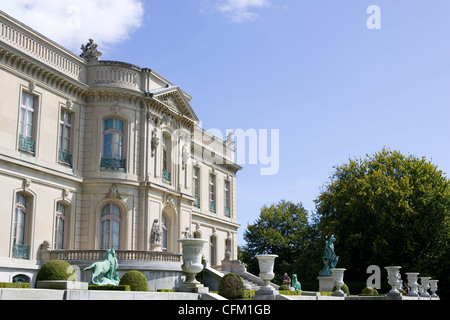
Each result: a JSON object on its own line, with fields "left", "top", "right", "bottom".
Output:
{"left": 49, "top": 249, "right": 182, "bottom": 263}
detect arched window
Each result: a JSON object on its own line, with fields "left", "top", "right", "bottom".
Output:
{"left": 161, "top": 212, "right": 168, "bottom": 251}
{"left": 13, "top": 193, "right": 30, "bottom": 259}
{"left": 162, "top": 132, "right": 171, "bottom": 184}
{"left": 100, "top": 203, "right": 121, "bottom": 250}
{"left": 54, "top": 202, "right": 67, "bottom": 249}
{"left": 102, "top": 118, "right": 125, "bottom": 170}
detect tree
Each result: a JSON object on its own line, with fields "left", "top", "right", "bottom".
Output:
{"left": 241, "top": 200, "right": 310, "bottom": 283}
{"left": 314, "top": 148, "right": 450, "bottom": 283}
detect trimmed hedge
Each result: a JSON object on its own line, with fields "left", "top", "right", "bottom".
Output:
{"left": 218, "top": 273, "right": 245, "bottom": 299}
{"left": 36, "top": 260, "right": 75, "bottom": 283}
{"left": 119, "top": 270, "right": 149, "bottom": 291}
{"left": 0, "top": 282, "right": 30, "bottom": 289}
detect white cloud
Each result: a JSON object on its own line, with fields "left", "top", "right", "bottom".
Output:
{"left": 1, "top": 0, "right": 144, "bottom": 53}
{"left": 215, "top": 0, "right": 272, "bottom": 23}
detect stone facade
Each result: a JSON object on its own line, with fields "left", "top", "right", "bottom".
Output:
{"left": 0, "top": 11, "right": 241, "bottom": 285}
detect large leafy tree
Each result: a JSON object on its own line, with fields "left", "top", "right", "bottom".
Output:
{"left": 315, "top": 149, "right": 450, "bottom": 282}
{"left": 241, "top": 200, "right": 310, "bottom": 283}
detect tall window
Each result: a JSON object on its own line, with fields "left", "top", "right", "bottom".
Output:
{"left": 162, "top": 133, "right": 171, "bottom": 184}
{"left": 224, "top": 180, "right": 231, "bottom": 217}
{"left": 54, "top": 203, "right": 67, "bottom": 249}
{"left": 13, "top": 193, "right": 30, "bottom": 259}
{"left": 210, "top": 236, "right": 216, "bottom": 266}
{"left": 193, "top": 167, "right": 200, "bottom": 208}
{"left": 209, "top": 174, "right": 216, "bottom": 212}
{"left": 161, "top": 213, "right": 168, "bottom": 251}
{"left": 58, "top": 109, "right": 73, "bottom": 167}
{"left": 100, "top": 203, "right": 121, "bottom": 250}
{"left": 102, "top": 118, "right": 125, "bottom": 170}
{"left": 18, "top": 92, "right": 36, "bottom": 155}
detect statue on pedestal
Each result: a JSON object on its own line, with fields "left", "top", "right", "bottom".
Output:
{"left": 83, "top": 249, "right": 120, "bottom": 285}
{"left": 319, "top": 234, "right": 339, "bottom": 277}
{"left": 150, "top": 219, "right": 162, "bottom": 252}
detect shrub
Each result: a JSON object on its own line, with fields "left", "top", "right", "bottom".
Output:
{"left": 0, "top": 282, "right": 30, "bottom": 289}
{"left": 360, "top": 286, "right": 379, "bottom": 296}
{"left": 279, "top": 284, "right": 290, "bottom": 291}
{"left": 218, "top": 273, "right": 244, "bottom": 299}
{"left": 119, "top": 270, "right": 149, "bottom": 291}
{"left": 36, "top": 260, "right": 75, "bottom": 283}
{"left": 332, "top": 283, "right": 350, "bottom": 295}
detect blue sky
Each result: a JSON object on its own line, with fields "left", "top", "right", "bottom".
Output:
{"left": 4, "top": 0, "right": 450, "bottom": 246}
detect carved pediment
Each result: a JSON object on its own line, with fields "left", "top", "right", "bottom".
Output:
{"left": 151, "top": 87, "right": 199, "bottom": 122}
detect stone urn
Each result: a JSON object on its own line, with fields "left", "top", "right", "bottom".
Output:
{"left": 385, "top": 266, "right": 402, "bottom": 297}
{"left": 331, "top": 268, "right": 346, "bottom": 296}
{"left": 178, "top": 238, "right": 208, "bottom": 287}
{"left": 419, "top": 276, "right": 431, "bottom": 298}
{"left": 405, "top": 272, "right": 420, "bottom": 297}
{"left": 255, "top": 254, "right": 278, "bottom": 290}
{"left": 429, "top": 280, "right": 439, "bottom": 298}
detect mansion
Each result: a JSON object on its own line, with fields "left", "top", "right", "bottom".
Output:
{"left": 0, "top": 11, "right": 241, "bottom": 288}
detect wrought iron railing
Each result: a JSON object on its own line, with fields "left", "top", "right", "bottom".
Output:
{"left": 101, "top": 157, "right": 126, "bottom": 170}
{"left": 12, "top": 243, "right": 30, "bottom": 259}
{"left": 58, "top": 149, "right": 73, "bottom": 167}
{"left": 209, "top": 201, "right": 216, "bottom": 212}
{"left": 225, "top": 207, "right": 231, "bottom": 217}
{"left": 18, "top": 137, "right": 35, "bottom": 155}
{"left": 162, "top": 170, "right": 171, "bottom": 184}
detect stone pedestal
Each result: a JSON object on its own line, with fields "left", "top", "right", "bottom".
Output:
{"left": 253, "top": 287, "right": 280, "bottom": 300}
{"left": 150, "top": 243, "right": 162, "bottom": 252}
{"left": 317, "top": 276, "right": 334, "bottom": 292}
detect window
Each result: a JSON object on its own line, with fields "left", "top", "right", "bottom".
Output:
{"left": 102, "top": 118, "right": 125, "bottom": 170}
{"left": 193, "top": 167, "right": 200, "bottom": 208}
{"left": 13, "top": 193, "right": 30, "bottom": 259}
{"left": 209, "top": 174, "right": 216, "bottom": 212}
{"left": 54, "top": 203, "right": 67, "bottom": 249}
{"left": 58, "top": 109, "right": 73, "bottom": 167}
{"left": 100, "top": 203, "right": 121, "bottom": 250}
{"left": 224, "top": 180, "right": 231, "bottom": 217}
{"left": 18, "top": 92, "right": 36, "bottom": 155}
{"left": 161, "top": 213, "right": 168, "bottom": 251}
{"left": 162, "top": 133, "right": 171, "bottom": 184}
{"left": 210, "top": 236, "right": 217, "bottom": 266}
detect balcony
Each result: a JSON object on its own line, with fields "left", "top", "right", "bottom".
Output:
{"left": 162, "top": 170, "right": 171, "bottom": 184}
{"left": 58, "top": 149, "right": 73, "bottom": 167}
{"left": 12, "top": 243, "right": 30, "bottom": 259}
{"left": 101, "top": 157, "right": 126, "bottom": 171}
{"left": 18, "top": 137, "right": 35, "bottom": 155}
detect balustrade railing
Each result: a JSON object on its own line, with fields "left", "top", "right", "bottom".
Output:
{"left": 50, "top": 249, "right": 182, "bottom": 263}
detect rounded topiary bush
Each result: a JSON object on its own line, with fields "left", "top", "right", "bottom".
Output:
{"left": 218, "top": 273, "right": 244, "bottom": 299}
{"left": 360, "top": 286, "right": 378, "bottom": 296}
{"left": 36, "top": 260, "right": 75, "bottom": 282}
{"left": 119, "top": 270, "right": 149, "bottom": 291}
{"left": 279, "top": 284, "right": 290, "bottom": 291}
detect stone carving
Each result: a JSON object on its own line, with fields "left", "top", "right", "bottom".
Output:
{"left": 83, "top": 249, "right": 120, "bottom": 285}
{"left": 319, "top": 234, "right": 339, "bottom": 277}
{"left": 182, "top": 227, "right": 192, "bottom": 239}
{"left": 80, "top": 39, "right": 102, "bottom": 61}
{"left": 150, "top": 219, "right": 161, "bottom": 244}
{"left": 106, "top": 184, "right": 121, "bottom": 200}
{"left": 151, "top": 128, "right": 159, "bottom": 157}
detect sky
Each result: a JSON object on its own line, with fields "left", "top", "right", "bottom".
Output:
{"left": 3, "top": 0, "right": 450, "bottom": 246}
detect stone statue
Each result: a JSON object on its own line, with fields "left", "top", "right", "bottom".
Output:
{"left": 83, "top": 249, "right": 120, "bottom": 285}
{"left": 181, "top": 227, "right": 192, "bottom": 238}
{"left": 80, "top": 39, "right": 102, "bottom": 61}
{"left": 150, "top": 219, "right": 161, "bottom": 244}
{"left": 319, "top": 234, "right": 339, "bottom": 277}
{"left": 292, "top": 274, "right": 302, "bottom": 291}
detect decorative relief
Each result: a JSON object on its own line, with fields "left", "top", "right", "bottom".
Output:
{"left": 106, "top": 184, "right": 121, "bottom": 200}
{"left": 80, "top": 39, "right": 102, "bottom": 61}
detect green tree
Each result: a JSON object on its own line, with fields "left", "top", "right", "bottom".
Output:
{"left": 241, "top": 200, "right": 310, "bottom": 284}
{"left": 314, "top": 149, "right": 450, "bottom": 283}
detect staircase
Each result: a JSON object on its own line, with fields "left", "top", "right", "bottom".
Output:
{"left": 203, "top": 259, "right": 279, "bottom": 292}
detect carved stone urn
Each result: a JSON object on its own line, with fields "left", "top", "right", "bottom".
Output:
{"left": 385, "top": 266, "right": 402, "bottom": 297}
{"left": 405, "top": 272, "right": 420, "bottom": 297}
{"left": 177, "top": 238, "right": 207, "bottom": 288}
{"left": 331, "top": 268, "right": 346, "bottom": 296}
{"left": 255, "top": 254, "right": 278, "bottom": 291}
{"left": 419, "top": 276, "right": 431, "bottom": 298}
{"left": 429, "top": 280, "right": 439, "bottom": 298}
